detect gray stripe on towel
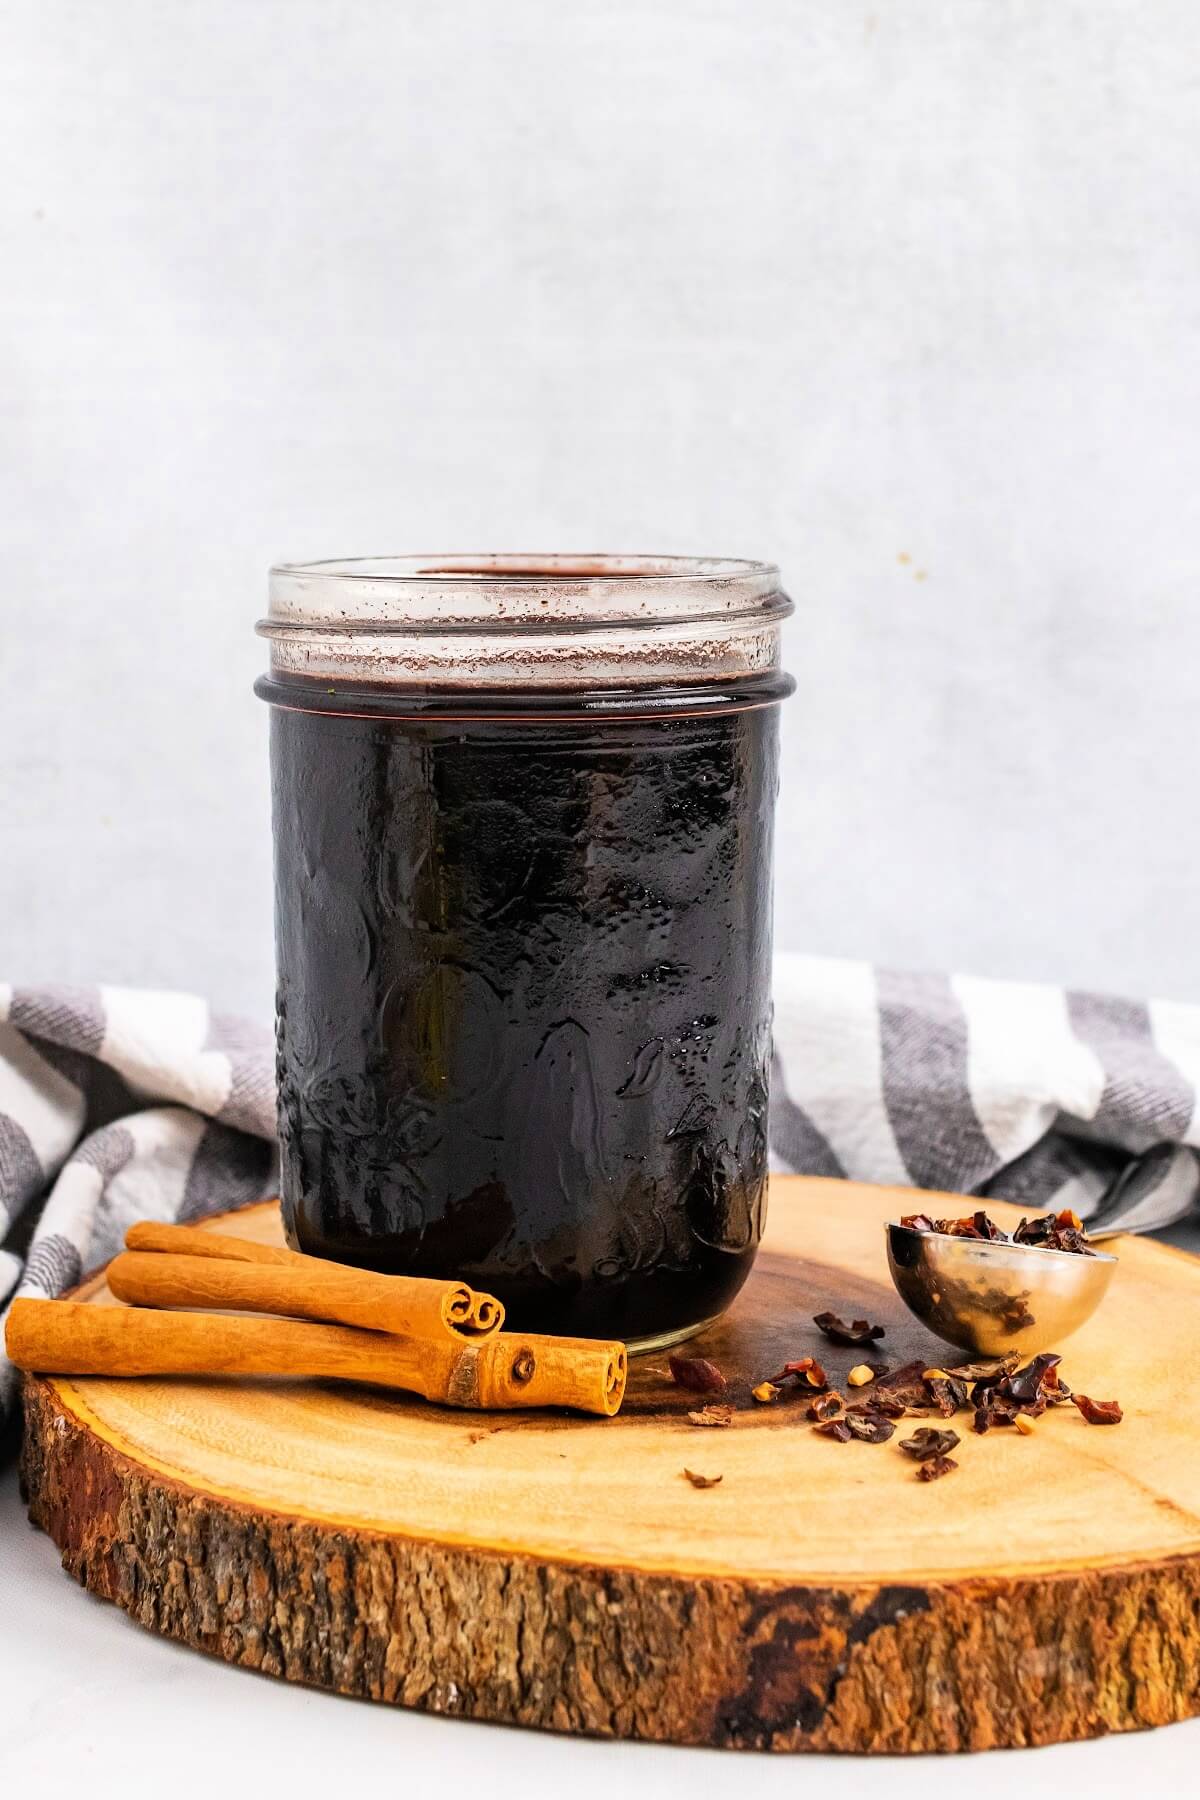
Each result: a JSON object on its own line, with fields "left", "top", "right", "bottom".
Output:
{"left": 74, "top": 1122, "right": 138, "bottom": 1179}
{"left": 769, "top": 1050, "right": 846, "bottom": 1179}
{"left": 877, "top": 967, "right": 1000, "bottom": 1194}
{"left": 20, "top": 1034, "right": 92, "bottom": 1096}
{"left": 9, "top": 985, "right": 106, "bottom": 1056}
{"left": 20, "top": 1232, "right": 83, "bottom": 1298}
{"left": 218, "top": 1052, "right": 276, "bottom": 1139}
{"left": 1066, "top": 992, "right": 1194, "bottom": 1152}
{"left": 0, "top": 1116, "right": 44, "bottom": 1230}
{"left": 180, "top": 1120, "right": 275, "bottom": 1221}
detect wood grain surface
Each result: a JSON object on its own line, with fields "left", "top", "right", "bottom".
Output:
{"left": 18, "top": 1176, "right": 1200, "bottom": 1752}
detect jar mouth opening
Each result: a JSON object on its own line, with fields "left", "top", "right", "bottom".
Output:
{"left": 270, "top": 553, "right": 779, "bottom": 589}
{"left": 261, "top": 553, "right": 791, "bottom": 646}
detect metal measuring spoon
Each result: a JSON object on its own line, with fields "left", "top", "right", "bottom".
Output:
{"left": 884, "top": 1144, "right": 1199, "bottom": 1355}
{"left": 885, "top": 1220, "right": 1119, "bottom": 1357}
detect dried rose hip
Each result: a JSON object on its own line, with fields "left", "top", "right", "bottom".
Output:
{"left": 768, "top": 1357, "right": 828, "bottom": 1391}
{"left": 900, "top": 1426, "right": 961, "bottom": 1460}
{"left": 1005, "top": 1353, "right": 1063, "bottom": 1407}
{"left": 872, "top": 1359, "right": 933, "bottom": 1410}
{"left": 813, "top": 1419, "right": 852, "bottom": 1442}
{"left": 812, "top": 1311, "right": 886, "bottom": 1347}
{"left": 924, "top": 1375, "right": 970, "bottom": 1417}
{"left": 970, "top": 1351, "right": 1065, "bottom": 1430}
{"left": 1014, "top": 1208, "right": 1095, "bottom": 1255}
{"left": 844, "top": 1411, "right": 895, "bottom": 1443}
{"left": 858, "top": 1393, "right": 907, "bottom": 1419}
{"left": 682, "top": 1468, "right": 723, "bottom": 1488}
{"left": 687, "top": 1405, "right": 733, "bottom": 1428}
{"left": 972, "top": 1396, "right": 1018, "bottom": 1433}
{"left": 916, "top": 1454, "right": 957, "bottom": 1481}
{"left": 952, "top": 1354, "right": 1019, "bottom": 1384}
{"left": 902, "top": 1208, "right": 1094, "bottom": 1256}
{"left": 1072, "top": 1394, "right": 1123, "bottom": 1425}
{"left": 940, "top": 1212, "right": 1002, "bottom": 1240}
{"left": 668, "top": 1355, "right": 727, "bottom": 1395}
{"left": 807, "top": 1391, "right": 845, "bottom": 1423}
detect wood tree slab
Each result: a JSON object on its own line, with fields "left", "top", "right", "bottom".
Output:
{"left": 18, "top": 1176, "right": 1200, "bottom": 1753}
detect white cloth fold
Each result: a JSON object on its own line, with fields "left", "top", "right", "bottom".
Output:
{"left": 0, "top": 983, "right": 276, "bottom": 1419}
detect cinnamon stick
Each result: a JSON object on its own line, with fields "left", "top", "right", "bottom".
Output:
{"left": 5, "top": 1299, "right": 627, "bottom": 1417}
{"left": 121, "top": 1224, "right": 503, "bottom": 1338}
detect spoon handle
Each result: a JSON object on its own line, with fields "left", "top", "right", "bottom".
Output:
{"left": 1082, "top": 1143, "right": 1195, "bottom": 1240}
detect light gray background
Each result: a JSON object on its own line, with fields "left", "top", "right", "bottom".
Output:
{"left": 4, "top": 0, "right": 1199, "bottom": 1021}
{"left": 4, "top": 11, "right": 1200, "bottom": 1785}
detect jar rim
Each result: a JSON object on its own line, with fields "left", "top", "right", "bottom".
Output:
{"left": 269, "top": 552, "right": 778, "bottom": 588}
{"left": 258, "top": 553, "right": 791, "bottom": 693}
{"left": 261, "top": 552, "right": 789, "bottom": 639}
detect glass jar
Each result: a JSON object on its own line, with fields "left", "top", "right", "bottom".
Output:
{"left": 256, "top": 555, "right": 793, "bottom": 1350}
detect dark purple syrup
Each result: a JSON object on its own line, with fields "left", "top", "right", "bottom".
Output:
{"left": 268, "top": 686, "right": 779, "bottom": 1342}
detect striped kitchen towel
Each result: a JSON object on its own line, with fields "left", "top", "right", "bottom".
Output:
{"left": 0, "top": 983, "right": 277, "bottom": 1422}
{"left": 771, "top": 953, "right": 1200, "bottom": 1234}
{"left": 3, "top": 961, "right": 1199, "bottom": 1424}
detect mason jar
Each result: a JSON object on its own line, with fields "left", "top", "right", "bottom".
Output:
{"left": 256, "top": 555, "right": 793, "bottom": 1349}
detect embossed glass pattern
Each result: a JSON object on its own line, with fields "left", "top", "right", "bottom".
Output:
{"left": 257, "top": 555, "right": 793, "bottom": 1349}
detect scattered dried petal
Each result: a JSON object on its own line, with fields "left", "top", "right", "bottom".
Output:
{"left": 900, "top": 1426, "right": 961, "bottom": 1461}
{"left": 847, "top": 1364, "right": 875, "bottom": 1387}
{"left": 1037, "top": 1362, "right": 1073, "bottom": 1404}
{"left": 807, "top": 1391, "right": 845, "bottom": 1423}
{"left": 936, "top": 1211, "right": 1004, "bottom": 1240}
{"left": 687, "top": 1405, "right": 733, "bottom": 1428}
{"left": 925, "top": 1375, "right": 970, "bottom": 1417}
{"left": 682, "top": 1468, "right": 723, "bottom": 1488}
{"left": 860, "top": 1393, "right": 907, "bottom": 1419}
{"left": 1072, "top": 1394, "right": 1123, "bottom": 1425}
{"left": 812, "top": 1311, "right": 886, "bottom": 1347}
{"left": 845, "top": 1411, "right": 895, "bottom": 1443}
{"left": 973, "top": 1396, "right": 1018, "bottom": 1434}
{"left": 916, "top": 1454, "right": 958, "bottom": 1481}
{"left": 768, "top": 1357, "right": 828, "bottom": 1391}
{"left": 668, "top": 1354, "right": 727, "bottom": 1395}
{"left": 1013, "top": 1209, "right": 1095, "bottom": 1255}
{"left": 812, "top": 1419, "right": 852, "bottom": 1442}
{"left": 871, "top": 1359, "right": 933, "bottom": 1410}
{"left": 751, "top": 1381, "right": 780, "bottom": 1404}
{"left": 1005, "top": 1353, "right": 1063, "bottom": 1407}
{"left": 951, "top": 1355, "right": 1020, "bottom": 1384}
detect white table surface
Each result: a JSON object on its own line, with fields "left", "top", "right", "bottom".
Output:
{"left": 4, "top": 1463, "right": 1198, "bottom": 1799}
